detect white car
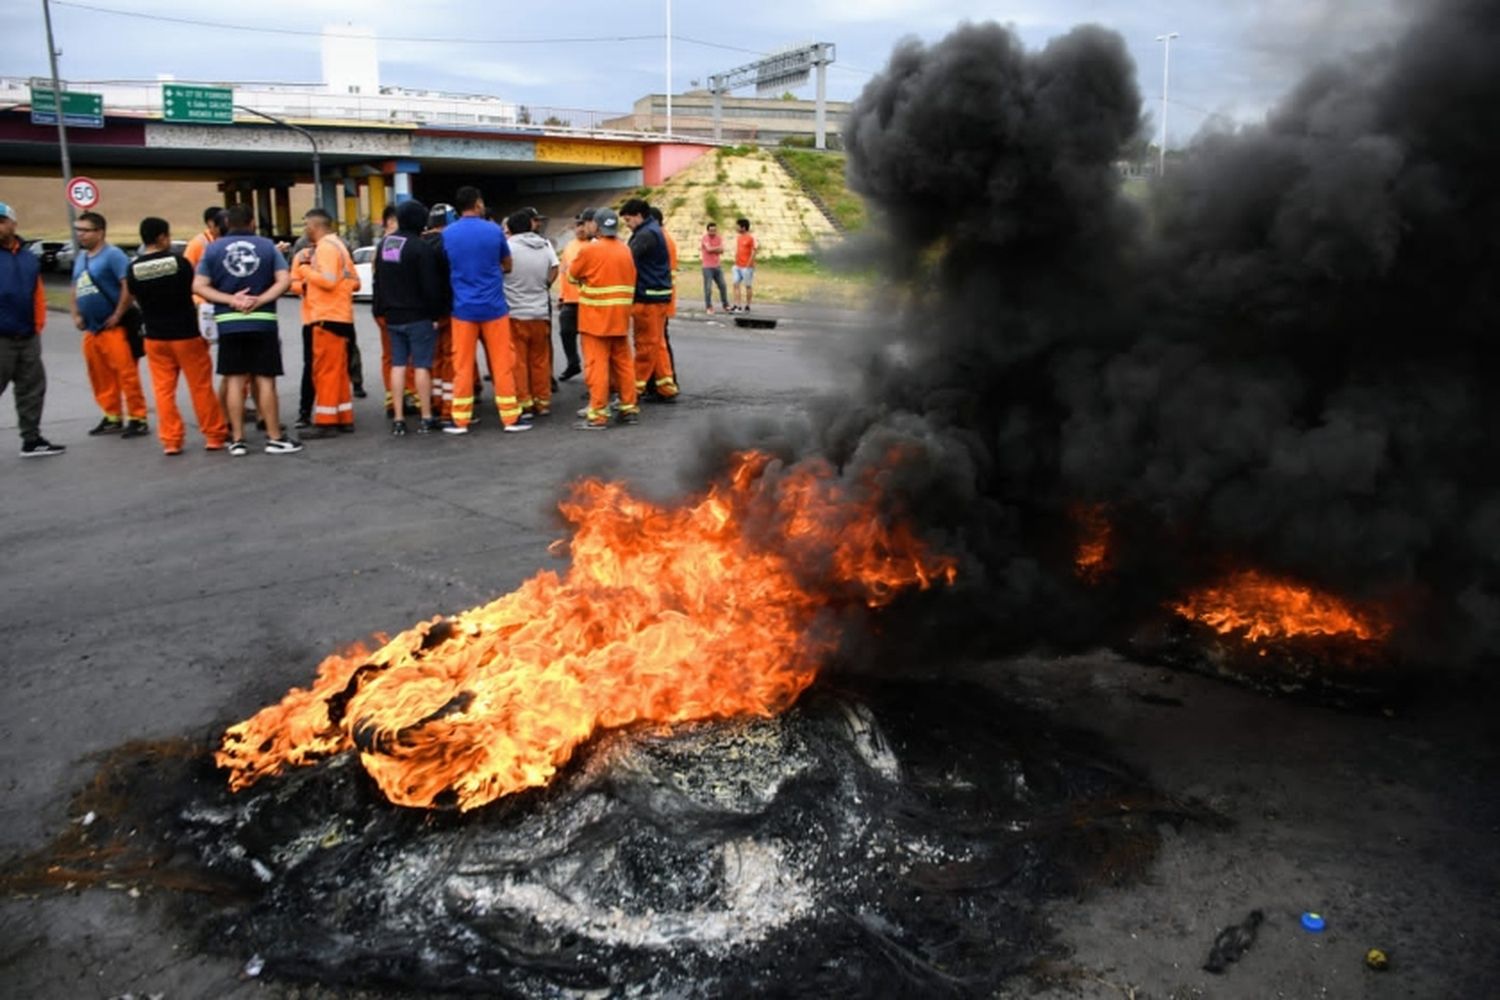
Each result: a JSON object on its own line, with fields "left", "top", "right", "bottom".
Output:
{"left": 352, "top": 245, "right": 375, "bottom": 301}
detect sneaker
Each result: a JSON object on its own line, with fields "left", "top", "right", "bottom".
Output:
{"left": 164, "top": 446, "right": 183, "bottom": 456}
{"left": 417, "top": 418, "right": 442, "bottom": 434}
{"left": 617, "top": 411, "right": 640, "bottom": 426}
{"left": 391, "top": 419, "right": 408, "bottom": 437}
{"left": 88, "top": 417, "right": 123, "bottom": 436}
{"left": 353, "top": 384, "right": 368, "bottom": 399}
{"left": 518, "top": 411, "right": 535, "bottom": 424}
{"left": 204, "top": 441, "right": 226, "bottom": 451}
{"left": 534, "top": 406, "right": 552, "bottom": 418}
{"left": 265, "top": 436, "right": 304, "bottom": 454}
{"left": 559, "top": 364, "right": 581, "bottom": 382}
{"left": 442, "top": 424, "right": 469, "bottom": 435}
{"left": 294, "top": 415, "right": 312, "bottom": 429}
{"left": 706, "top": 305, "right": 715, "bottom": 314}
{"left": 228, "top": 440, "right": 248, "bottom": 457}
{"left": 121, "top": 419, "right": 150, "bottom": 439}
{"left": 575, "top": 420, "right": 608, "bottom": 431}
{"left": 336, "top": 425, "right": 355, "bottom": 434}
{"left": 502, "top": 422, "right": 532, "bottom": 433}
{"left": 20, "top": 437, "right": 65, "bottom": 458}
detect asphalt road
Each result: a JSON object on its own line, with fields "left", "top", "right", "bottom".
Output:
{"left": 1, "top": 301, "right": 1496, "bottom": 999}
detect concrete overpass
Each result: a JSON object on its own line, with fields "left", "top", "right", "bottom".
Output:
{"left": 0, "top": 109, "right": 711, "bottom": 236}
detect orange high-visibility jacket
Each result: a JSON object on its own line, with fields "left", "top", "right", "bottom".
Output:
{"left": 568, "top": 237, "right": 635, "bottom": 336}
{"left": 557, "top": 237, "right": 586, "bottom": 304}
{"left": 184, "top": 228, "right": 214, "bottom": 305}
{"left": 294, "top": 233, "right": 359, "bottom": 324}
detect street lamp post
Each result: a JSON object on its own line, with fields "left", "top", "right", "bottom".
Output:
{"left": 665, "top": 0, "right": 673, "bottom": 137}
{"left": 1155, "top": 32, "right": 1179, "bottom": 178}
{"left": 40, "top": 0, "right": 78, "bottom": 244}
{"left": 234, "top": 103, "right": 322, "bottom": 208}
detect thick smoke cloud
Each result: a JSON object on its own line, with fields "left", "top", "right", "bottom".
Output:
{"left": 735, "top": 1, "right": 1500, "bottom": 667}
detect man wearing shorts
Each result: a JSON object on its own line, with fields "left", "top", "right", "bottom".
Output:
{"left": 192, "top": 203, "right": 301, "bottom": 455}
{"left": 731, "top": 217, "right": 757, "bottom": 313}
{"left": 373, "top": 200, "right": 447, "bottom": 434}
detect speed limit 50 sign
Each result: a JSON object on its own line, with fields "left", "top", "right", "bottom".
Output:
{"left": 66, "top": 176, "right": 100, "bottom": 211}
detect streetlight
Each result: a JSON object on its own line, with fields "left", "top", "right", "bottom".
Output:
{"left": 1155, "top": 32, "right": 1179, "bottom": 178}
{"left": 665, "top": 0, "right": 673, "bottom": 137}
{"left": 234, "top": 103, "right": 322, "bottom": 208}
{"left": 40, "top": 0, "right": 77, "bottom": 245}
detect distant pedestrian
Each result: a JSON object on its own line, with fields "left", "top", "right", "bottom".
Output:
{"left": 374, "top": 203, "right": 400, "bottom": 417}
{"left": 0, "top": 200, "right": 64, "bottom": 457}
{"left": 71, "top": 211, "right": 149, "bottom": 437}
{"left": 373, "top": 200, "right": 447, "bottom": 435}
{"left": 700, "top": 221, "right": 729, "bottom": 313}
{"left": 553, "top": 208, "right": 592, "bottom": 382}
{"left": 619, "top": 198, "right": 678, "bottom": 401}
{"left": 183, "top": 205, "right": 226, "bottom": 341}
{"left": 504, "top": 209, "right": 559, "bottom": 419}
{"left": 440, "top": 186, "right": 527, "bottom": 434}
{"left": 731, "top": 217, "right": 757, "bottom": 313}
{"left": 292, "top": 208, "right": 360, "bottom": 436}
{"left": 567, "top": 207, "right": 638, "bottom": 430}
{"left": 192, "top": 202, "right": 301, "bottom": 455}
{"left": 127, "top": 216, "right": 227, "bottom": 455}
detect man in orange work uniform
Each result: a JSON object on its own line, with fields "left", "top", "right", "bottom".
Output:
{"left": 439, "top": 186, "right": 528, "bottom": 434}
{"left": 567, "top": 207, "right": 638, "bottom": 430}
{"left": 291, "top": 208, "right": 360, "bottom": 436}
{"left": 127, "top": 216, "right": 227, "bottom": 454}
{"left": 71, "top": 211, "right": 149, "bottom": 438}
{"left": 619, "top": 198, "right": 678, "bottom": 402}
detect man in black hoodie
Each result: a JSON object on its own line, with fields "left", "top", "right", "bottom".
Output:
{"left": 373, "top": 200, "right": 447, "bottom": 435}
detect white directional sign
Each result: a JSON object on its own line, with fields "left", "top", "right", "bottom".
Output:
{"left": 66, "top": 176, "right": 101, "bottom": 210}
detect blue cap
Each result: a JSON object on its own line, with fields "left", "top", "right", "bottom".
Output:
{"left": 1300, "top": 912, "right": 1326, "bottom": 932}
{"left": 0, "top": 202, "right": 16, "bottom": 224}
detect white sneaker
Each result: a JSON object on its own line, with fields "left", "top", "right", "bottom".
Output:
{"left": 502, "top": 422, "right": 532, "bottom": 433}
{"left": 442, "top": 424, "right": 469, "bottom": 435}
{"left": 265, "top": 437, "right": 304, "bottom": 454}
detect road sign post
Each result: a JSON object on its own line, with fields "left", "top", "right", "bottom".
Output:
{"left": 29, "top": 86, "right": 104, "bottom": 129}
{"left": 66, "top": 176, "right": 101, "bottom": 211}
{"left": 162, "top": 84, "right": 234, "bottom": 124}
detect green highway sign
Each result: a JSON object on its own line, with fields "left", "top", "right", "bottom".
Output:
{"left": 30, "top": 86, "right": 104, "bottom": 128}
{"left": 162, "top": 84, "right": 234, "bottom": 124}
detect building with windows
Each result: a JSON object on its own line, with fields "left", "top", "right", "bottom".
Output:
{"left": 603, "top": 92, "right": 852, "bottom": 147}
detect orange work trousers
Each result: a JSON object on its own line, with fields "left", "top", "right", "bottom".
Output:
{"left": 450, "top": 316, "right": 520, "bottom": 428}
{"left": 376, "top": 315, "right": 394, "bottom": 404}
{"left": 631, "top": 302, "right": 678, "bottom": 397}
{"left": 510, "top": 318, "right": 552, "bottom": 415}
{"left": 82, "top": 326, "right": 147, "bottom": 421}
{"left": 145, "top": 338, "right": 227, "bottom": 452}
{"left": 311, "top": 323, "right": 354, "bottom": 426}
{"left": 432, "top": 316, "right": 453, "bottom": 419}
{"left": 581, "top": 332, "right": 638, "bottom": 426}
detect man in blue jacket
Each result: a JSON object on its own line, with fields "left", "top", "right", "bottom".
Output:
{"left": 0, "top": 201, "right": 64, "bottom": 457}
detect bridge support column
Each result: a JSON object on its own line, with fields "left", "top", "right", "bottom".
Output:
{"left": 254, "top": 187, "right": 274, "bottom": 237}
{"left": 367, "top": 174, "right": 387, "bottom": 224}
{"left": 319, "top": 179, "right": 340, "bottom": 215}
{"left": 391, "top": 170, "right": 411, "bottom": 204}
{"left": 343, "top": 178, "right": 360, "bottom": 238}
{"left": 274, "top": 186, "right": 292, "bottom": 237}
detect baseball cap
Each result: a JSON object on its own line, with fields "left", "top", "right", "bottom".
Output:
{"left": 0, "top": 202, "right": 17, "bottom": 224}
{"left": 575, "top": 207, "right": 596, "bottom": 223}
{"left": 594, "top": 208, "right": 620, "bottom": 237}
{"left": 428, "top": 203, "right": 455, "bottom": 228}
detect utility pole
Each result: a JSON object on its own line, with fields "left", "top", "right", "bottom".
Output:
{"left": 664, "top": 0, "right": 672, "bottom": 136}
{"left": 1155, "top": 32, "right": 1179, "bottom": 178}
{"left": 41, "top": 0, "right": 77, "bottom": 243}
{"left": 234, "top": 104, "right": 322, "bottom": 208}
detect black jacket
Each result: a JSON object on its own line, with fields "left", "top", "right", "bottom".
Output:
{"left": 373, "top": 228, "right": 447, "bottom": 323}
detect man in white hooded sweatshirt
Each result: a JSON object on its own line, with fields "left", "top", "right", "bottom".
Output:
{"left": 502, "top": 209, "right": 559, "bottom": 419}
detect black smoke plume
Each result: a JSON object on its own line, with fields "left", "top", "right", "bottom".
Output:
{"left": 710, "top": 0, "right": 1500, "bottom": 669}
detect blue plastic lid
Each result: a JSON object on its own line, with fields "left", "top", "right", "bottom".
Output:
{"left": 1300, "top": 911, "right": 1326, "bottom": 932}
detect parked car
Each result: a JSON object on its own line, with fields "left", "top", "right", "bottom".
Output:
{"left": 352, "top": 245, "right": 375, "bottom": 302}
{"left": 54, "top": 243, "right": 76, "bottom": 271}
{"left": 26, "top": 240, "right": 66, "bottom": 272}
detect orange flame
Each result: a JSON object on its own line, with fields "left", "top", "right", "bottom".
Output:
{"left": 1172, "top": 570, "right": 1388, "bottom": 643}
{"left": 216, "top": 451, "right": 956, "bottom": 811}
{"left": 1073, "top": 503, "right": 1112, "bottom": 582}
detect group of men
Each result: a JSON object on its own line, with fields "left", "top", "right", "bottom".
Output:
{"left": 697, "top": 217, "right": 758, "bottom": 315}
{"left": 0, "top": 188, "right": 725, "bottom": 456}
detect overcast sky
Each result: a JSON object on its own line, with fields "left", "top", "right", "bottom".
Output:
{"left": 4, "top": 0, "right": 1415, "bottom": 146}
